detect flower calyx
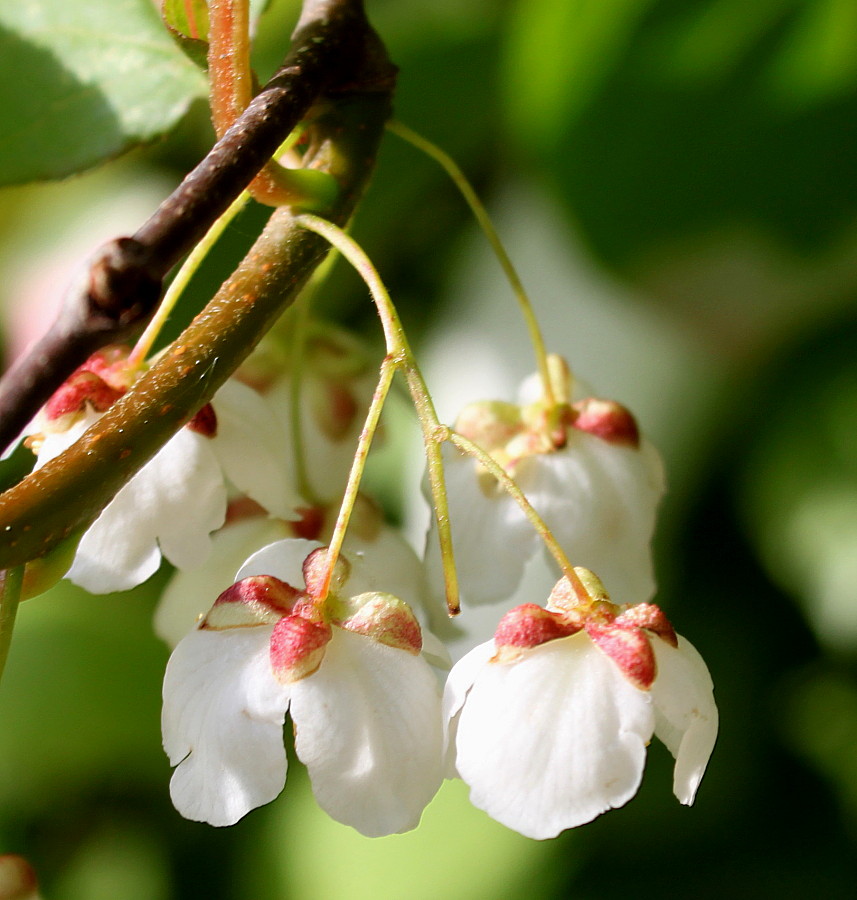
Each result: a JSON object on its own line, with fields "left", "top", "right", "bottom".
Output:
{"left": 453, "top": 355, "right": 642, "bottom": 483}
{"left": 204, "top": 547, "right": 426, "bottom": 684}
{"left": 493, "top": 569, "right": 678, "bottom": 690}
{"left": 26, "top": 345, "right": 138, "bottom": 449}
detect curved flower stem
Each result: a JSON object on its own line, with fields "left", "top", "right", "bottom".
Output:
{"left": 294, "top": 213, "right": 461, "bottom": 614}
{"left": 295, "top": 214, "right": 408, "bottom": 354}
{"left": 286, "top": 247, "right": 341, "bottom": 505}
{"left": 128, "top": 191, "right": 252, "bottom": 371}
{"left": 0, "top": 567, "right": 23, "bottom": 685}
{"left": 386, "top": 120, "right": 555, "bottom": 408}
{"left": 317, "top": 357, "right": 396, "bottom": 601}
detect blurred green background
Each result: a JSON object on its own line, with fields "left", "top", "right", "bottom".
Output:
{"left": 3, "top": 0, "right": 857, "bottom": 896}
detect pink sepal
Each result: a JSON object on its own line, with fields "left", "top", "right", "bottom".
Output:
{"left": 616, "top": 603, "right": 678, "bottom": 648}
{"left": 336, "top": 592, "right": 423, "bottom": 655}
{"left": 302, "top": 547, "right": 350, "bottom": 599}
{"left": 203, "top": 575, "right": 304, "bottom": 630}
{"left": 270, "top": 615, "right": 332, "bottom": 683}
{"left": 80, "top": 345, "right": 135, "bottom": 391}
{"left": 493, "top": 604, "right": 580, "bottom": 656}
{"left": 571, "top": 398, "right": 640, "bottom": 447}
{"left": 585, "top": 620, "right": 656, "bottom": 690}
{"left": 44, "top": 371, "right": 124, "bottom": 420}
{"left": 187, "top": 403, "right": 218, "bottom": 437}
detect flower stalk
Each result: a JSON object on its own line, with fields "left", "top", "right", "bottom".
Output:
{"left": 386, "top": 120, "right": 555, "bottom": 407}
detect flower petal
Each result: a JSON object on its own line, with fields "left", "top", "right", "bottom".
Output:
{"left": 525, "top": 435, "right": 664, "bottom": 606}
{"left": 162, "top": 627, "right": 291, "bottom": 826}
{"left": 290, "top": 628, "right": 444, "bottom": 836}
{"left": 449, "top": 632, "right": 654, "bottom": 839}
{"left": 236, "top": 537, "right": 322, "bottom": 585}
{"left": 67, "top": 428, "right": 226, "bottom": 592}
{"left": 650, "top": 636, "right": 718, "bottom": 805}
{"left": 209, "top": 380, "right": 301, "bottom": 518}
{"left": 442, "top": 639, "right": 496, "bottom": 774}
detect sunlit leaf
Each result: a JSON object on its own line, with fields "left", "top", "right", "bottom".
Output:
{"left": 0, "top": 0, "right": 206, "bottom": 186}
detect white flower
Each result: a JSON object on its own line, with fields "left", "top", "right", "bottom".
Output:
{"left": 28, "top": 349, "right": 296, "bottom": 594}
{"left": 443, "top": 571, "right": 717, "bottom": 840}
{"left": 162, "top": 538, "right": 444, "bottom": 836}
{"left": 425, "top": 358, "right": 665, "bottom": 611}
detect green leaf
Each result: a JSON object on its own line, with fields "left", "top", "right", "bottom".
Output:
{"left": 0, "top": 0, "right": 207, "bottom": 186}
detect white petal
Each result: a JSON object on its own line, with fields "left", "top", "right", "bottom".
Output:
{"left": 651, "top": 636, "right": 718, "bottom": 805}
{"left": 154, "top": 517, "right": 293, "bottom": 647}
{"left": 525, "top": 435, "right": 664, "bottom": 606}
{"left": 441, "top": 639, "right": 496, "bottom": 774}
{"left": 290, "top": 628, "right": 444, "bottom": 836}
{"left": 236, "top": 537, "right": 322, "bottom": 584}
{"left": 425, "top": 446, "right": 539, "bottom": 604}
{"left": 67, "top": 429, "right": 226, "bottom": 593}
{"left": 162, "top": 627, "right": 291, "bottom": 826}
{"left": 33, "top": 413, "right": 100, "bottom": 467}
{"left": 450, "top": 632, "right": 654, "bottom": 839}
{"left": 210, "top": 380, "right": 301, "bottom": 519}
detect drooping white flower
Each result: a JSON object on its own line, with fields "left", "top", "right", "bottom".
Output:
{"left": 27, "top": 347, "right": 296, "bottom": 594}
{"left": 425, "top": 356, "right": 665, "bottom": 612}
{"left": 162, "top": 539, "right": 445, "bottom": 836}
{"left": 444, "top": 570, "right": 717, "bottom": 840}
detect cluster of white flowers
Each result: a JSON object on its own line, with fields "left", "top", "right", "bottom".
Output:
{"left": 26, "top": 338, "right": 717, "bottom": 840}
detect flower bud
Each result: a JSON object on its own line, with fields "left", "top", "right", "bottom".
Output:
{"left": 0, "top": 854, "right": 40, "bottom": 900}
